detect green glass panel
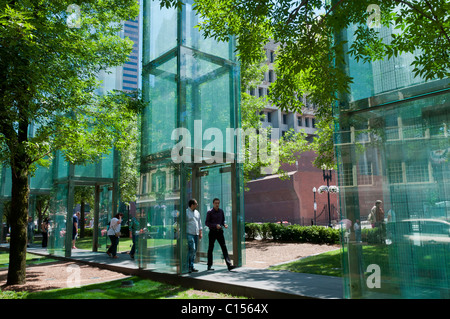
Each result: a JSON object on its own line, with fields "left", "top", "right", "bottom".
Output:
{"left": 142, "top": 58, "right": 178, "bottom": 157}
{"left": 98, "top": 185, "right": 113, "bottom": 250}
{"left": 47, "top": 184, "right": 69, "bottom": 257}
{"left": 0, "top": 199, "right": 5, "bottom": 243}
{"left": 101, "top": 152, "right": 114, "bottom": 179}
{"left": 140, "top": 0, "right": 243, "bottom": 275}
{"left": 343, "top": 24, "right": 428, "bottom": 103}
{"left": 29, "top": 163, "right": 53, "bottom": 192}
{"left": 136, "top": 161, "right": 180, "bottom": 274}
{"left": 336, "top": 21, "right": 450, "bottom": 298}
{"left": 0, "top": 166, "right": 11, "bottom": 197}
{"left": 74, "top": 162, "right": 96, "bottom": 178}
{"left": 198, "top": 165, "right": 233, "bottom": 267}
{"left": 182, "top": 47, "right": 233, "bottom": 159}
{"left": 336, "top": 88, "right": 450, "bottom": 298}
{"left": 143, "top": 0, "right": 177, "bottom": 64}
{"left": 184, "top": 0, "right": 231, "bottom": 60}
{"left": 73, "top": 152, "right": 114, "bottom": 179}
{"left": 55, "top": 151, "right": 70, "bottom": 180}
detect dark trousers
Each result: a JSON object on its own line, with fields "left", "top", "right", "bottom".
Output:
{"left": 107, "top": 235, "right": 119, "bottom": 257}
{"left": 207, "top": 229, "right": 231, "bottom": 268}
{"left": 42, "top": 232, "right": 48, "bottom": 248}
{"left": 130, "top": 233, "right": 138, "bottom": 256}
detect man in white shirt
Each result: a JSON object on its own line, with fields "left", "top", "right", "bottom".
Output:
{"left": 186, "top": 199, "right": 202, "bottom": 273}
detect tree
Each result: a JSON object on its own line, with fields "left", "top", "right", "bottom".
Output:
{"left": 160, "top": 0, "right": 449, "bottom": 169}
{"left": 240, "top": 51, "right": 309, "bottom": 185}
{"left": 0, "top": 0, "right": 143, "bottom": 285}
{"left": 35, "top": 194, "right": 50, "bottom": 234}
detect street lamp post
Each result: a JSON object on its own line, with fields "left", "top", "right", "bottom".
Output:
{"left": 312, "top": 187, "right": 317, "bottom": 225}
{"left": 323, "top": 169, "right": 333, "bottom": 228}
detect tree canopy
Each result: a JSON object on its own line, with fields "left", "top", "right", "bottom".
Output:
{"left": 0, "top": 0, "right": 142, "bottom": 285}
{"left": 161, "top": 0, "right": 449, "bottom": 168}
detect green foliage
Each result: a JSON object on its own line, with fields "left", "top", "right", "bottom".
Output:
{"left": 0, "top": 0, "right": 142, "bottom": 168}
{"left": 240, "top": 59, "right": 309, "bottom": 185}
{"left": 0, "top": 290, "right": 29, "bottom": 299}
{"left": 164, "top": 0, "right": 450, "bottom": 169}
{"left": 0, "top": 0, "right": 141, "bottom": 285}
{"left": 245, "top": 223, "right": 340, "bottom": 245}
{"left": 361, "top": 224, "right": 387, "bottom": 244}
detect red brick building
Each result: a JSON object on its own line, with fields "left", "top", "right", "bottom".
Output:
{"left": 244, "top": 151, "right": 339, "bottom": 226}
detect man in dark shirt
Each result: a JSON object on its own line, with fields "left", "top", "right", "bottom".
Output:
{"left": 205, "top": 198, "right": 235, "bottom": 271}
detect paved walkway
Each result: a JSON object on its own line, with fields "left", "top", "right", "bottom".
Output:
{"left": 2, "top": 244, "right": 344, "bottom": 299}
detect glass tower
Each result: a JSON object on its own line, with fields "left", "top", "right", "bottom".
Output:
{"left": 137, "top": 0, "right": 244, "bottom": 274}
{"left": 335, "top": 23, "right": 450, "bottom": 298}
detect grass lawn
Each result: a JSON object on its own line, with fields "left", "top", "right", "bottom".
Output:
{"left": 269, "top": 249, "right": 343, "bottom": 277}
{"left": 22, "top": 276, "right": 245, "bottom": 299}
{"left": 269, "top": 245, "right": 393, "bottom": 278}
{"left": 0, "top": 251, "right": 57, "bottom": 269}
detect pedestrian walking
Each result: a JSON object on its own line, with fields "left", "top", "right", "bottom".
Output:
{"left": 107, "top": 213, "right": 123, "bottom": 258}
{"left": 186, "top": 199, "right": 202, "bottom": 273}
{"left": 205, "top": 198, "right": 235, "bottom": 271}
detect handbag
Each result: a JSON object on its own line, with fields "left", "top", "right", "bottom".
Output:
{"left": 110, "top": 221, "right": 121, "bottom": 238}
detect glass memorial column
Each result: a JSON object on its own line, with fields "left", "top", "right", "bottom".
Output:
{"left": 48, "top": 150, "right": 119, "bottom": 257}
{"left": 335, "top": 23, "right": 450, "bottom": 299}
{"left": 138, "top": 0, "right": 244, "bottom": 274}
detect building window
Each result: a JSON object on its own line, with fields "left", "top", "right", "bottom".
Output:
{"left": 270, "top": 51, "right": 275, "bottom": 63}
{"left": 282, "top": 114, "right": 287, "bottom": 124}
{"left": 402, "top": 117, "right": 425, "bottom": 139}
{"left": 269, "top": 70, "right": 275, "bottom": 83}
{"left": 341, "top": 163, "right": 354, "bottom": 186}
{"left": 385, "top": 126, "right": 400, "bottom": 140}
{"left": 406, "top": 162, "right": 430, "bottom": 183}
{"left": 388, "top": 162, "right": 403, "bottom": 184}
{"left": 312, "top": 118, "right": 316, "bottom": 128}
{"left": 357, "top": 162, "right": 373, "bottom": 185}
{"left": 260, "top": 111, "right": 265, "bottom": 122}
{"left": 297, "top": 116, "right": 302, "bottom": 126}
{"left": 259, "top": 88, "right": 264, "bottom": 97}
{"left": 305, "top": 118, "right": 309, "bottom": 127}
{"left": 142, "top": 175, "right": 147, "bottom": 194}
{"left": 267, "top": 112, "right": 272, "bottom": 123}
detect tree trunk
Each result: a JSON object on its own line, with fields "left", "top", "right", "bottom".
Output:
{"left": 7, "top": 165, "right": 30, "bottom": 285}
{"left": 6, "top": 109, "right": 31, "bottom": 285}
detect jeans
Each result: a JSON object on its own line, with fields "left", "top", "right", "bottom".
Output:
{"left": 187, "top": 234, "right": 198, "bottom": 270}
{"left": 107, "top": 235, "right": 119, "bottom": 257}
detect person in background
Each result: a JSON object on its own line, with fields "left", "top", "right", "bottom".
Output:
{"left": 72, "top": 211, "right": 80, "bottom": 249}
{"left": 370, "top": 200, "right": 385, "bottom": 228}
{"left": 27, "top": 216, "right": 34, "bottom": 247}
{"left": 129, "top": 215, "right": 140, "bottom": 259}
{"left": 106, "top": 213, "right": 123, "bottom": 258}
{"left": 41, "top": 218, "right": 49, "bottom": 248}
{"left": 186, "top": 199, "right": 202, "bottom": 273}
